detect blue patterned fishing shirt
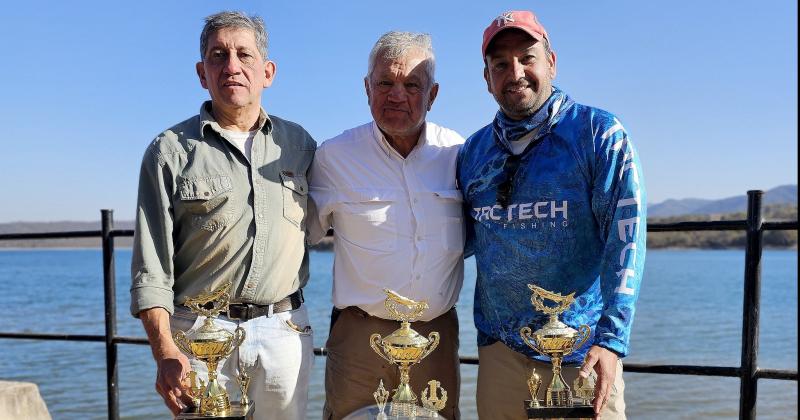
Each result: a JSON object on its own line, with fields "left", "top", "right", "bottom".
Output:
{"left": 457, "top": 87, "right": 646, "bottom": 365}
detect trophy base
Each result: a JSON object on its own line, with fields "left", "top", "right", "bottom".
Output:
{"left": 524, "top": 401, "right": 594, "bottom": 419}
{"left": 176, "top": 402, "right": 255, "bottom": 419}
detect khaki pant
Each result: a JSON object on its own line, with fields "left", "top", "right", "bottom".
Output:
{"left": 323, "top": 306, "right": 461, "bottom": 420}
{"left": 477, "top": 342, "right": 625, "bottom": 420}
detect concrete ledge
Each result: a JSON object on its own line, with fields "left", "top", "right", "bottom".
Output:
{"left": 0, "top": 381, "right": 51, "bottom": 420}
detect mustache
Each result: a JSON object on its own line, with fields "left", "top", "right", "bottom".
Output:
{"left": 503, "top": 78, "right": 535, "bottom": 91}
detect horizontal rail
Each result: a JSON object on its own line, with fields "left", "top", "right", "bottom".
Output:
{"left": 0, "top": 332, "right": 107, "bottom": 342}
{"left": 3, "top": 333, "right": 797, "bottom": 382}
{"left": 1, "top": 219, "right": 797, "bottom": 242}
{"left": 647, "top": 220, "right": 747, "bottom": 232}
{"left": 624, "top": 363, "right": 740, "bottom": 377}
{"left": 762, "top": 221, "right": 799, "bottom": 231}
{"left": 757, "top": 368, "right": 800, "bottom": 381}
{"left": 0, "top": 230, "right": 103, "bottom": 240}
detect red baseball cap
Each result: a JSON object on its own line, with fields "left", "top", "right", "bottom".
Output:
{"left": 482, "top": 10, "right": 549, "bottom": 58}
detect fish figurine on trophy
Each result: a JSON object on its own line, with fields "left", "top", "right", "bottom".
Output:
{"left": 172, "top": 281, "right": 254, "bottom": 419}
{"left": 370, "top": 289, "right": 447, "bottom": 418}
{"left": 520, "top": 284, "right": 593, "bottom": 419}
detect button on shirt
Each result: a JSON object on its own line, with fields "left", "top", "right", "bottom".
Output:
{"left": 308, "top": 121, "right": 465, "bottom": 321}
{"left": 130, "top": 102, "right": 316, "bottom": 316}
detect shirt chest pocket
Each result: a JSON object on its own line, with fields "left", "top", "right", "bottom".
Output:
{"left": 433, "top": 190, "right": 465, "bottom": 253}
{"left": 336, "top": 189, "right": 399, "bottom": 253}
{"left": 280, "top": 171, "right": 308, "bottom": 228}
{"left": 177, "top": 175, "right": 237, "bottom": 232}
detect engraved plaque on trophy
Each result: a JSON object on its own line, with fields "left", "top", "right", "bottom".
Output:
{"left": 520, "top": 285, "right": 594, "bottom": 419}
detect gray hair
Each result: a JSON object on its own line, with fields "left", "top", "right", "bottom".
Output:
{"left": 366, "top": 31, "right": 436, "bottom": 86}
{"left": 200, "top": 11, "right": 269, "bottom": 60}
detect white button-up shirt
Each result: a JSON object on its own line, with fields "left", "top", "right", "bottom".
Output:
{"left": 308, "top": 121, "right": 465, "bottom": 321}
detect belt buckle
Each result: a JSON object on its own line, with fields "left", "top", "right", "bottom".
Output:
{"left": 227, "top": 304, "right": 245, "bottom": 320}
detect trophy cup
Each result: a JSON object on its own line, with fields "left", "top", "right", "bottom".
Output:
{"left": 369, "top": 289, "right": 447, "bottom": 418}
{"left": 172, "top": 281, "right": 254, "bottom": 419}
{"left": 520, "top": 285, "right": 593, "bottom": 419}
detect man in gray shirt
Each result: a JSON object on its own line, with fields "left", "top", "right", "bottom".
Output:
{"left": 130, "top": 11, "right": 315, "bottom": 420}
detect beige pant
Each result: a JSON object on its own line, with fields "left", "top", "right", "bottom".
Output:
{"left": 477, "top": 342, "right": 625, "bottom": 420}
{"left": 323, "top": 306, "right": 461, "bottom": 420}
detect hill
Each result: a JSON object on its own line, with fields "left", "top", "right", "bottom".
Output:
{"left": 648, "top": 185, "right": 797, "bottom": 217}
{"left": 647, "top": 204, "right": 797, "bottom": 249}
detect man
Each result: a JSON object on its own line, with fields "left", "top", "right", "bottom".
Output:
{"left": 130, "top": 11, "right": 316, "bottom": 420}
{"left": 307, "top": 32, "right": 464, "bottom": 419}
{"left": 458, "top": 11, "right": 646, "bottom": 419}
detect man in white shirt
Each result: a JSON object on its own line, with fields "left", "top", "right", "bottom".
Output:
{"left": 308, "top": 31, "right": 465, "bottom": 419}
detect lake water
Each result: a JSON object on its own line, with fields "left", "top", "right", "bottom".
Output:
{"left": 0, "top": 249, "right": 796, "bottom": 419}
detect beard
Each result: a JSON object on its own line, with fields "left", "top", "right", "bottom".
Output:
{"left": 494, "top": 78, "right": 551, "bottom": 120}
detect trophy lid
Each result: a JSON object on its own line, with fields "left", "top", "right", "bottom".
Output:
{"left": 535, "top": 318, "right": 579, "bottom": 338}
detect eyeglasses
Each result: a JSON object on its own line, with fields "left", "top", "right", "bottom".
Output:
{"left": 496, "top": 154, "right": 522, "bottom": 209}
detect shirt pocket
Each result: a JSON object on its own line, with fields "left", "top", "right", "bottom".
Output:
{"left": 177, "top": 175, "right": 235, "bottom": 232}
{"left": 434, "top": 190, "right": 465, "bottom": 253}
{"left": 336, "top": 189, "right": 399, "bottom": 252}
{"left": 280, "top": 171, "right": 308, "bottom": 228}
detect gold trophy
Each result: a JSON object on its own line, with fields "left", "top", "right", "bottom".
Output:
{"left": 370, "top": 289, "right": 447, "bottom": 418}
{"left": 172, "top": 281, "right": 254, "bottom": 419}
{"left": 520, "top": 285, "right": 593, "bottom": 419}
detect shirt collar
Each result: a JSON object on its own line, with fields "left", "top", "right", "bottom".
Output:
{"left": 199, "top": 101, "right": 272, "bottom": 138}
{"left": 371, "top": 120, "right": 429, "bottom": 160}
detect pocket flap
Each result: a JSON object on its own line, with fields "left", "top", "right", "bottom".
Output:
{"left": 280, "top": 171, "right": 308, "bottom": 195}
{"left": 339, "top": 188, "right": 401, "bottom": 203}
{"left": 178, "top": 175, "right": 232, "bottom": 200}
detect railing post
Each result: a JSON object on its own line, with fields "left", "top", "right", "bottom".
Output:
{"left": 739, "top": 191, "right": 763, "bottom": 420}
{"left": 101, "top": 209, "right": 120, "bottom": 420}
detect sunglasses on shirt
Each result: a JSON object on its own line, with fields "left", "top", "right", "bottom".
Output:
{"left": 496, "top": 153, "right": 523, "bottom": 209}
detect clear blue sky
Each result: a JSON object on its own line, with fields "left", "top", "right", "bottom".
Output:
{"left": 1, "top": 1, "right": 796, "bottom": 222}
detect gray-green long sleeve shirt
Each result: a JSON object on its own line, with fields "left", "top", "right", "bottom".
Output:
{"left": 130, "top": 102, "right": 316, "bottom": 316}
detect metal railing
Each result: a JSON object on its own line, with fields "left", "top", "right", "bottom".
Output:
{"left": 1, "top": 190, "right": 797, "bottom": 419}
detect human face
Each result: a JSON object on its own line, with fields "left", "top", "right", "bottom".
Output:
{"left": 196, "top": 27, "right": 275, "bottom": 113}
{"left": 484, "top": 30, "right": 556, "bottom": 120}
{"left": 365, "top": 49, "right": 439, "bottom": 142}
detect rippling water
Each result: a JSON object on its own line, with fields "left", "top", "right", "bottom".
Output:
{"left": 0, "top": 249, "right": 796, "bottom": 419}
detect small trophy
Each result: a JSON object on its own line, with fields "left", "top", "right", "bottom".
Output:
{"left": 520, "top": 285, "right": 593, "bottom": 419}
{"left": 370, "top": 289, "right": 447, "bottom": 418}
{"left": 172, "top": 281, "right": 254, "bottom": 419}
{"left": 373, "top": 380, "right": 389, "bottom": 420}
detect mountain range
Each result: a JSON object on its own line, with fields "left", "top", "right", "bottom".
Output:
{"left": 647, "top": 185, "right": 797, "bottom": 218}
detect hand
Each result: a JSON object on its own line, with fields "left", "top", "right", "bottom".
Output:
{"left": 579, "top": 345, "right": 618, "bottom": 418}
{"left": 155, "top": 347, "right": 193, "bottom": 416}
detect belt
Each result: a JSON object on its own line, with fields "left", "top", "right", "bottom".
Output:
{"left": 224, "top": 289, "right": 304, "bottom": 321}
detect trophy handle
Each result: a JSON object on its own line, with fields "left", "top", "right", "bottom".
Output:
{"left": 222, "top": 326, "right": 246, "bottom": 358}
{"left": 519, "top": 326, "right": 544, "bottom": 354}
{"left": 173, "top": 330, "right": 193, "bottom": 357}
{"left": 370, "top": 333, "right": 392, "bottom": 363}
{"left": 419, "top": 332, "right": 440, "bottom": 361}
{"left": 574, "top": 324, "right": 591, "bottom": 350}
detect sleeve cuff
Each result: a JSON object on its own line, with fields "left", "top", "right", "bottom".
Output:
{"left": 593, "top": 332, "right": 628, "bottom": 357}
{"left": 130, "top": 285, "right": 174, "bottom": 318}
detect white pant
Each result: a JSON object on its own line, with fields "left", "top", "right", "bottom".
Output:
{"left": 170, "top": 304, "right": 315, "bottom": 420}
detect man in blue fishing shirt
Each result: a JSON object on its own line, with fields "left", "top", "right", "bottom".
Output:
{"left": 458, "top": 10, "right": 646, "bottom": 419}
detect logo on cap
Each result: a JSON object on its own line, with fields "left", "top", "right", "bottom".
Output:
{"left": 495, "top": 11, "right": 515, "bottom": 27}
